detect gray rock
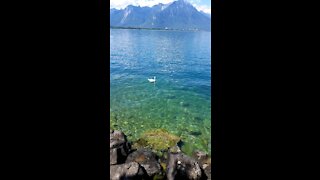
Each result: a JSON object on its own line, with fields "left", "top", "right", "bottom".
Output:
{"left": 166, "top": 147, "right": 205, "bottom": 180}
{"left": 126, "top": 149, "right": 163, "bottom": 178}
{"left": 110, "top": 130, "right": 131, "bottom": 165}
{"left": 110, "top": 130, "right": 126, "bottom": 148}
{"left": 110, "top": 162, "right": 146, "bottom": 180}
{"left": 193, "top": 150, "right": 211, "bottom": 179}
{"left": 202, "top": 163, "right": 211, "bottom": 180}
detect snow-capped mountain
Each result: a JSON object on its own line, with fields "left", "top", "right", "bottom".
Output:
{"left": 110, "top": 0, "right": 211, "bottom": 31}
{"left": 200, "top": 10, "right": 211, "bottom": 18}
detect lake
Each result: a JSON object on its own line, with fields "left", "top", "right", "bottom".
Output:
{"left": 110, "top": 28, "right": 211, "bottom": 155}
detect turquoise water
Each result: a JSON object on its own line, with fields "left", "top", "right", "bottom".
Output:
{"left": 110, "top": 29, "right": 211, "bottom": 155}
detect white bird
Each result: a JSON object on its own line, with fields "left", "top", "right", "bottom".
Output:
{"left": 148, "top": 76, "right": 156, "bottom": 83}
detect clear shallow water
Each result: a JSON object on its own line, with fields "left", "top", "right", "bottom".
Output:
{"left": 110, "top": 29, "right": 211, "bottom": 155}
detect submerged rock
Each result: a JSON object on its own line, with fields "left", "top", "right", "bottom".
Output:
{"left": 132, "top": 138, "right": 148, "bottom": 150}
{"left": 180, "top": 101, "right": 190, "bottom": 107}
{"left": 110, "top": 162, "right": 147, "bottom": 180}
{"left": 194, "top": 116, "right": 203, "bottom": 122}
{"left": 180, "top": 142, "right": 194, "bottom": 156}
{"left": 126, "top": 148, "right": 164, "bottom": 178}
{"left": 137, "top": 129, "right": 181, "bottom": 152}
{"left": 110, "top": 130, "right": 131, "bottom": 165}
{"left": 189, "top": 130, "right": 202, "bottom": 136}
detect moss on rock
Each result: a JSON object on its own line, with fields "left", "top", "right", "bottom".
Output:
{"left": 136, "top": 129, "right": 181, "bottom": 152}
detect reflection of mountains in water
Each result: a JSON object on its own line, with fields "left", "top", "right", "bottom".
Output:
{"left": 110, "top": 0, "right": 211, "bottom": 31}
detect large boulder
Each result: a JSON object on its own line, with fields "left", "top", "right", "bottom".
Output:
{"left": 126, "top": 149, "right": 164, "bottom": 178}
{"left": 110, "top": 130, "right": 131, "bottom": 165}
{"left": 166, "top": 146, "right": 206, "bottom": 180}
{"left": 110, "top": 162, "right": 147, "bottom": 180}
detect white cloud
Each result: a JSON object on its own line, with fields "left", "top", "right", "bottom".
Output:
{"left": 189, "top": 0, "right": 201, "bottom": 4}
{"left": 192, "top": 4, "right": 211, "bottom": 14}
{"left": 110, "top": 0, "right": 211, "bottom": 14}
{"left": 110, "top": 0, "right": 175, "bottom": 9}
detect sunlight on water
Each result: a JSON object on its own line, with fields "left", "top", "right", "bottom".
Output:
{"left": 110, "top": 29, "right": 211, "bottom": 155}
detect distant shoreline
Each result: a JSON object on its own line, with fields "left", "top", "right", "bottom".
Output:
{"left": 110, "top": 26, "right": 210, "bottom": 32}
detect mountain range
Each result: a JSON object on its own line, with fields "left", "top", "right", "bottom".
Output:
{"left": 110, "top": 0, "right": 211, "bottom": 31}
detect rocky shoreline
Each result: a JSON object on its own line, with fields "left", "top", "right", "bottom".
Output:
{"left": 110, "top": 130, "right": 211, "bottom": 180}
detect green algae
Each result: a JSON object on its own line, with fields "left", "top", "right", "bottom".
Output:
{"left": 181, "top": 142, "right": 194, "bottom": 155}
{"left": 133, "top": 129, "right": 180, "bottom": 152}
{"left": 110, "top": 93, "right": 211, "bottom": 156}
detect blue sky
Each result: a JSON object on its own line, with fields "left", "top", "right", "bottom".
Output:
{"left": 110, "top": 0, "right": 211, "bottom": 14}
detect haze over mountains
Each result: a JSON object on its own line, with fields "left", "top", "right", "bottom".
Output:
{"left": 110, "top": 0, "right": 211, "bottom": 31}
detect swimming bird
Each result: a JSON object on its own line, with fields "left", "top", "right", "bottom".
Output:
{"left": 148, "top": 76, "right": 156, "bottom": 83}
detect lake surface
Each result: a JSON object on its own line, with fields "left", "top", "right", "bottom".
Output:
{"left": 110, "top": 29, "right": 211, "bottom": 155}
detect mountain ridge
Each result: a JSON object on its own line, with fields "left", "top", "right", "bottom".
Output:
{"left": 110, "top": 0, "right": 211, "bottom": 31}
